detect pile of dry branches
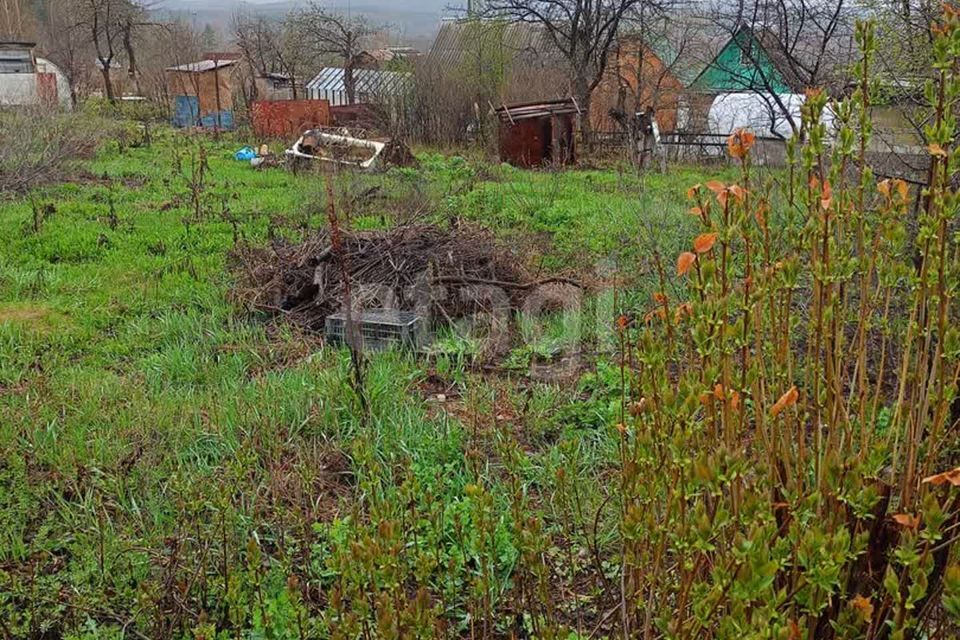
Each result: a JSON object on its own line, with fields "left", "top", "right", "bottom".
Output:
{"left": 231, "top": 224, "right": 574, "bottom": 330}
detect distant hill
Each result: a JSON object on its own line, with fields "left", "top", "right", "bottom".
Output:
{"left": 154, "top": 0, "right": 463, "bottom": 39}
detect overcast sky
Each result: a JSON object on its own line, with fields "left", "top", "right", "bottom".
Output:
{"left": 158, "top": 0, "right": 461, "bottom": 37}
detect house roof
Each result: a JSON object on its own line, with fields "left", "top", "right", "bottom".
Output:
{"left": 306, "top": 67, "right": 412, "bottom": 96}
{"left": 166, "top": 59, "right": 239, "bottom": 73}
{"left": 428, "top": 19, "right": 563, "bottom": 69}
{"left": 689, "top": 25, "right": 809, "bottom": 93}
{"left": 494, "top": 98, "right": 579, "bottom": 122}
{"left": 358, "top": 47, "right": 420, "bottom": 63}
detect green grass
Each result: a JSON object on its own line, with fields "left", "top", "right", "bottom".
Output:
{"left": 0, "top": 126, "right": 734, "bottom": 636}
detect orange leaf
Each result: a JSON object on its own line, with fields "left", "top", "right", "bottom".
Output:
{"left": 677, "top": 251, "right": 697, "bottom": 276}
{"left": 705, "top": 180, "right": 725, "bottom": 195}
{"left": 644, "top": 307, "right": 666, "bottom": 323}
{"left": 686, "top": 184, "right": 702, "bottom": 199}
{"left": 850, "top": 594, "right": 874, "bottom": 622}
{"left": 892, "top": 513, "right": 920, "bottom": 529}
{"left": 878, "top": 179, "right": 891, "bottom": 198}
{"left": 820, "top": 180, "right": 833, "bottom": 209}
{"left": 653, "top": 291, "right": 667, "bottom": 304}
{"left": 788, "top": 620, "right": 801, "bottom": 640}
{"left": 693, "top": 233, "right": 718, "bottom": 254}
{"left": 754, "top": 200, "right": 768, "bottom": 227}
{"left": 922, "top": 467, "right": 960, "bottom": 486}
{"left": 771, "top": 386, "right": 799, "bottom": 417}
{"left": 895, "top": 179, "right": 908, "bottom": 203}
{"left": 731, "top": 391, "right": 741, "bottom": 410}
{"left": 714, "top": 383, "right": 725, "bottom": 401}
{"left": 674, "top": 302, "right": 693, "bottom": 322}
{"left": 929, "top": 142, "right": 948, "bottom": 157}
{"left": 699, "top": 392, "right": 713, "bottom": 406}
{"left": 728, "top": 184, "right": 747, "bottom": 203}
{"left": 727, "top": 129, "right": 756, "bottom": 159}
{"left": 689, "top": 205, "right": 703, "bottom": 217}
{"left": 616, "top": 314, "right": 629, "bottom": 330}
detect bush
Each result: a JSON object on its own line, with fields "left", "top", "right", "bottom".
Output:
{"left": 0, "top": 106, "right": 110, "bottom": 194}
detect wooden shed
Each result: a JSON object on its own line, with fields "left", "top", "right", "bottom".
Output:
{"left": 165, "top": 57, "right": 240, "bottom": 129}
{"left": 494, "top": 100, "right": 578, "bottom": 168}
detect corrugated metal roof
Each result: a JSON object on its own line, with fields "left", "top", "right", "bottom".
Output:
{"left": 306, "top": 67, "right": 412, "bottom": 96}
{"left": 428, "top": 19, "right": 563, "bottom": 69}
{"left": 166, "top": 59, "right": 239, "bottom": 73}
{"left": 495, "top": 99, "right": 579, "bottom": 122}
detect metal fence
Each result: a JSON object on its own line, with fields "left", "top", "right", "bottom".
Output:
{"left": 589, "top": 130, "right": 791, "bottom": 165}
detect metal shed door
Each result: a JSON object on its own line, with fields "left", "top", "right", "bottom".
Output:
{"left": 173, "top": 95, "right": 199, "bottom": 127}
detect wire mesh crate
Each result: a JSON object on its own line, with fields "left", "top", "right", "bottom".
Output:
{"left": 324, "top": 310, "right": 425, "bottom": 352}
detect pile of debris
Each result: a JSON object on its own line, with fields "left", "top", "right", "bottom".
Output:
{"left": 284, "top": 129, "right": 418, "bottom": 171}
{"left": 232, "top": 224, "right": 565, "bottom": 331}
{"left": 380, "top": 139, "right": 419, "bottom": 168}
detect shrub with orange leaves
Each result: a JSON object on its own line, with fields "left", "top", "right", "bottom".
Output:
{"left": 677, "top": 251, "right": 696, "bottom": 276}
{"left": 693, "top": 233, "right": 717, "bottom": 254}
{"left": 770, "top": 386, "right": 798, "bottom": 417}
{"left": 727, "top": 128, "right": 756, "bottom": 159}
{"left": 604, "top": 15, "right": 960, "bottom": 640}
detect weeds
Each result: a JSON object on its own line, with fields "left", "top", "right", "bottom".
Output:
{"left": 1, "top": 15, "right": 959, "bottom": 639}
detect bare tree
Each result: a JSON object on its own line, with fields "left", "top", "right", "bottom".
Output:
{"left": 482, "top": 0, "right": 647, "bottom": 145}
{"left": 138, "top": 18, "right": 202, "bottom": 108}
{"left": 292, "top": 1, "right": 375, "bottom": 105}
{"left": 36, "top": 0, "right": 93, "bottom": 106}
{"left": 602, "top": 9, "right": 693, "bottom": 164}
{"left": 74, "top": 0, "right": 144, "bottom": 102}
{"left": 0, "top": 0, "right": 34, "bottom": 38}
{"left": 234, "top": 11, "right": 309, "bottom": 100}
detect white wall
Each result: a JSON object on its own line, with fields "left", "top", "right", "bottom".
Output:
{"left": 0, "top": 73, "right": 39, "bottom": 106}
{"left": 0, "top": 59, "right": 72, "bottom": 109}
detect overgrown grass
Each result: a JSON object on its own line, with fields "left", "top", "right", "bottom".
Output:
{"left": 0, "top": 126, "right": 713, "bottom": 636}
{"left": 4, "top": 18, "right": 959, "bottom": 631}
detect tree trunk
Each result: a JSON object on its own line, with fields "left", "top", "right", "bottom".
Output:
{"left": 575, "top": 76, "right": 593, "bottom": 152}
{"left": 100, "top": 63, "right": 116, "bottom": 103}
{"left": 344, "top": 59, "right": 356, "bottom": 105}
{"left": 123, "top": 23, "right": 140, "bottom": 96}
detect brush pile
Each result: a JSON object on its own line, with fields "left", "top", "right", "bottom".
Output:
{"left": 232, "top": 224, "right": 573, "bottom": 331}
{"left": 380, "top": 139, "right": 419, "bottom": 168}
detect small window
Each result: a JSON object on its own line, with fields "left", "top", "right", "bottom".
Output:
{"left": 0, "top": 48, "right": 34, "bottom": 74}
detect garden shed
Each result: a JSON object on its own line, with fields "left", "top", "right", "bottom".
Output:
{"left": 0, "top": 41, "right": 71, "bottom": 108}
{"left": 166, "top": 57, "right": 240, "bottom": 129}
{"left": 494, "top": 99, "right": 578, "bottom": 168}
